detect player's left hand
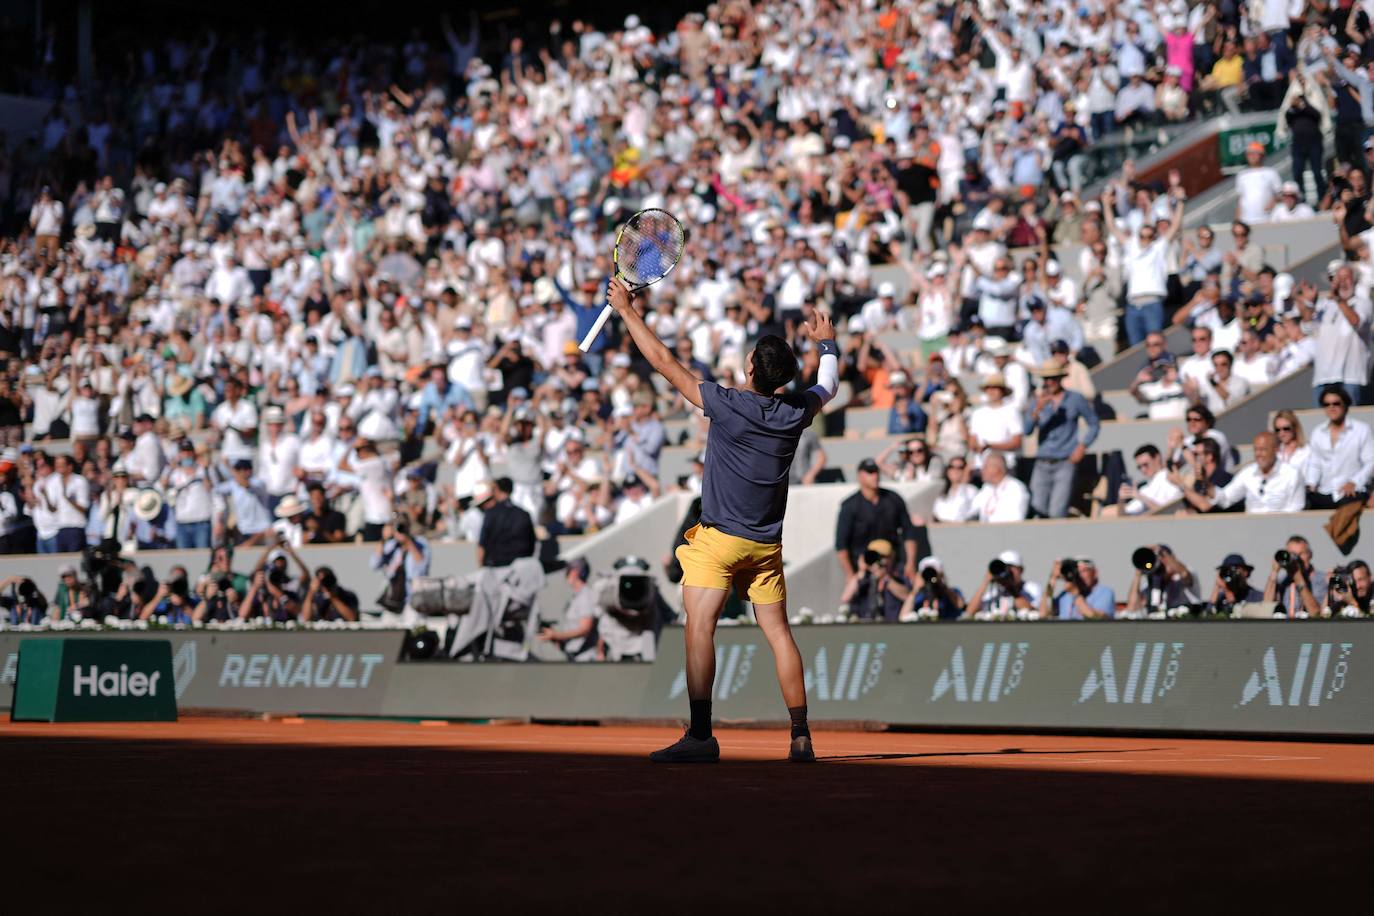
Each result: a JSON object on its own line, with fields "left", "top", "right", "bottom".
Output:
{"left": 608, "top": 277, "right": 634, "bottom": 314}
{"left": 804, "top": 310, "right": 835, "bottom": 342}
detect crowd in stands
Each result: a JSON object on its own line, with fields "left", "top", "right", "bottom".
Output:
{"left": 0, "top": 1, "right": 1372, "bottom": 631}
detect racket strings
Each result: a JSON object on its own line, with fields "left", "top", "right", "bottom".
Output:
{"left": 616, "top": 210, "right": 686, "bottom": 287}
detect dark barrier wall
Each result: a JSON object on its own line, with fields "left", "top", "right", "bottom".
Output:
{"left": 4, "top": 624, "right": 1370, "bottom": 736}
{"left": 1, "top": 631, "right": 405, "bottom": 716}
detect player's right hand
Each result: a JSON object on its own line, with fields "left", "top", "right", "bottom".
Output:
{"left": 607, "top": 277, "right": 633, "bottom": 314}
{"left": 805, "top": 310, "right": 835, "bottom": 342}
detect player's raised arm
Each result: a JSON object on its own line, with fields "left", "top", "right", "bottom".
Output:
{"left": 607, "top": 277, "right": 704, "bottom": 409}
{"left": 803, "top": 310, "right": 839, "bottom": 416}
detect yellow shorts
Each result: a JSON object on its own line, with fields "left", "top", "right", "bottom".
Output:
{"left": 675, "top": 523, "right": 786, "bottom": 605}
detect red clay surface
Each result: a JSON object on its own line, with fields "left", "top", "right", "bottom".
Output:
{"left": 4, "top": 719, "right": 1372, "bottom": 912}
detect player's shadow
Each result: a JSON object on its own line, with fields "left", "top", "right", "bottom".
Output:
{"left": 819, "top": 746, "right": 1168, "bottom": 762}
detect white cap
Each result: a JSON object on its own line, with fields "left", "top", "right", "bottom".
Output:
{"left": 877, "top": 281, "right": 896, "bottom": 298}
{"left": 1280, "top": 180, "right": 1300, "bottom": 195}
{"left": 919, "top": 556, "right": 943, "bottom": 574}
{"left": 611, "top": 353, "right": 632, "bottom": 368}
{"left": 888, "top": 370, "right": 911, "bottom": 387}
{"left": 1045, "top": 261, "right": 1062, "bottom": 276}
{"left": 984, "top": 336, "right": 1011, "bottom": 357}
{"left": 1274, "top": 272, "right": 1295, "bottom": 300}
{"left": 997, "top": 549, "right": 1023, "bottom": 568}
{"left": 570, "top": 207, "right": 592, "bottom": 223}
{"left": 849, "top": 316, "right": 867, "bottom": 334}
{"left": 926, "top": 262, "right": 948, "bottom": 278}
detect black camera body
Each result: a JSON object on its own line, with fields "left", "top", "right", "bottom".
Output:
{"left": 1329, "top": 567, "right": 1350, "bottom": 595}
{"left": 1219, "top": 565, "right": 1249, "bottom": 593}
{"left": 1275, "top": 549, "right": 1300, "bottom": 576}
{"left": 1060, "top": 558, "right": 1084, "bottom": 592}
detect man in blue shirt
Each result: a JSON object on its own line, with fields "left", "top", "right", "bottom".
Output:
{"left": 886, "top": 371, "right": 928, "bottom": 435}
{"left": 1041, "top": 557, "right": 1115, "bottom": 620}
{"left": 415, "top": 364, "right": 475, "bottom": 433}
{"left": 1024, "top": 360, "right": 1100, "bottom": 518}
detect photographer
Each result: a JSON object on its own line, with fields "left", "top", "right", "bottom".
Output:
{"left": 1325, "top": 561, "right": 1372, "bottom": 618}
{"left": 838, "top": 539, "right": 912, "bottom": 622}
{"left": 1210, "top": 553, "right": 1264, "bottom": 615}
{"left": 537, "top": 558, "right": 599, "bottom": 661}
{"left": 137, "top": 566, "right": 196, "bottom": 624}
{"left": 192, "top": 572, "right": 240, "bottom": 623}
{"left": 594, "top": 556, "right": 661, "bottom": 662}
{"left": 1041, "top": 558, "right": 1116, "bottom": 620}
{"left": 1125, "top": 544, "right": 1200, "bottom": 615}
{"left": 0, "top": 575, "right": 49, "bottom": 625}
{"left": 1264, "top": 536, "right": 1326, "bottom": 619}
{"left": 965, "top": 550, "right": 1042, "bottom": 619}
{"left": 902, "top": 556, "right": 965, "bottom": 621}
{"left": 301, "top": 566, "right": 360, "bottom": 623}
{"left": 371, "top": 515, "right": 432, "bottom": 613}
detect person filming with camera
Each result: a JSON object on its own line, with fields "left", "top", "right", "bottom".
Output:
{"left": 1041, "top": 557, "right": 1116, "bottom": 619}
{"left": 1264, "top": 536, "right": 1326, "bottom": 618}
{"left": 1210, "top": 553, "right": 1264, "bottom": 616}
{"left": 837, "top": 538, "right": 912, "bottom": 622}
{"left": 965, "top": 550, "right": 1041, "bottom": 619}
{"left": 903, "top": 556, "right": 965, "bottom": 621}
{"left": 372, "top": 514, "right": 432, "bottom": 614}
{"left": 1125, "top": 544, "right": 1201, "bottom": 616}
{"left": 1325, "top": 561, "right": 1371, "bottom": 618}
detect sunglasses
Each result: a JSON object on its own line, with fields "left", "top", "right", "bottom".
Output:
{"left": 1135, "top": 462, "right": 1152, "bottom": 472}
{"left": 1187, "top": 415, "right": 1204, "bottom": 422}
{"left": 1274, "top": 424, "right": 1293, "bottom": 432}
{"left": 1322, "top": 400, "right": 1344, "bottom": 407}
{"left": 949, "top": 462, "right": 966, "bottom": 470}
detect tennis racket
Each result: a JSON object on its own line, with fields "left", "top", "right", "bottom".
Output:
{"left": 578, "top": 208, "right": 688, "bottom": 352}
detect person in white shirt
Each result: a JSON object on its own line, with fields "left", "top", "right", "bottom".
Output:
{"left": 1232, "top": 330, "right": 1274, "bottom": 389}
{"left": 1305, "top": 385, "right": 1374, "bottom": 509}
{"left": 1181, "top": 432, "right": 1305, "bottom": 514}
{"left": 1271, "top": 409, "right": 1311, "bottom": 474}
{"left": 69, "top": 377, "right": 102, "bottom": 441}
{"left": 1186, "top": 348, "right": 1250, "bottom": 414}
{"left": 40, "top": 455, "right": 90, "bottom": 552}
{"left": 1106, "top": 191, "right": 1184, "bottom": 346}
{"left": 257, "top": 405, "right": 302, "bottom": 507}
{"left": 1270, "top": 181, "right": 1315, "bottom": 221}
{"left": 1233, "top": 143, "right": 1283, "bottom": 224}
{"left": 126, "top": 413, "right": 167, "bottom": 485}
{"left": 932, "top": 456, "right": 978, "bottom": 523}
{"left": 613, "top": 475, "right": 655, "bottom": 524}
{"left": 29, "top": 186, "right": 64, "bottom": 262}
{"left": 1178, "top": 325, "right": 1215, "bottom": 388}
{"left": 1308, "top": 267, "right": 1372, "bottom": 407}
{"left": 970, "top": 452, "right": 1029, "bottom": 523}
{"left": 211, "top": 377, "right": 259, "bottom": 463}
{"left": 966, "top": 254, "right": 1021, "bottom": 338}
{"left": 967, "top": 374, "right": 1023, "bottom": 470}
{"left": 163, "top": 440, "right": 214, "bottom": 549}
{"left": 1130, "top": 361, "right": 1189, "bottom": 419}
{"left": 1115, "top": 444, "right": 1183, "bottom": 516}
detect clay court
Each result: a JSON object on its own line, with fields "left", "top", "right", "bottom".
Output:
{"left": 5, "top": 718, "right": 1372, "bottom": 911}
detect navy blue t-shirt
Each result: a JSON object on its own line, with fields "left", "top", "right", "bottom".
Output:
{"left": 698, "top": 382, "right": 815, "bottom": 544}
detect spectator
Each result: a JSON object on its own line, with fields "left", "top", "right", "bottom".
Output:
{"left": 886, "top": 371, "right": 928, "bottom": 436}
{"left": 1264, "top": 535, "right": 1326, "bottom": 619}
{"left": 1186, "top": 349, "right": 1251, "bottom": 414}
{"left": 967, "top": 374, "right": 1022, "bottom": 471}
{"left": 1131, "top": 360, "right": 1189, "bottom": 420}
{"left": 1171, "top": 437, "right": 1236, "bottom": 514}
{"left": 1112, "top": 444, "right": 1183, "bottom": 516}
{"left": 215, "top": 458, "right": 273, "bottom": 546}
{"left": 1271, "top": 182, "right": 1315, "bottom": 221}
{"left": 965, "top": 549, "right": 1041, "bottom": 619}
{"left": 1271, "top": 409, "right": 1310, "bottom": 472}
{"left": 788, "top": 427, "right": 826, "bottom": 486}
{"left": 971, "top": 452, "right": 1029, "bottom": 524}
{"left": 931, "top": 456, "right": 977, "bottom": 524}
{"left": 1024, "top": 360, "right": 1099, "bottom": 519}
{"left": 1326, "top": 560, "right": 1372, "bottom": 617}
{"left": 835, "top": 458, "right": 922, "bottom": 586}
{"left": 1177, "top": 404, "right": 1235, "bottom": 472}
{"left": 164, "top": 439, "right": 213, "bottom": 549}
{"left": 477, "top": 477, "right": 536, "bottom": 569}
{"left": 1106, "top": 190, "right": 1184, "bottom": 346}
{"left": 303, "top": 482, "right": 348, "bottom": 544}
{"left": 1041, "top": 557, "right": 1116, "bottom": 620}
{"left": 257, "top": 406, "right": 301, "bottom": 511}
{"left": 40, "top": 454, "right": 90, "bottom": 553}
{"left": 1305, "top": 385, "right": 1374, "bottom": 509}
{"left": 1308, "top": 266, "right": 1370, "bottom": 407}
{"left": 1234, "top": 142, "right": 1283, "bottom": 223}
{"left": 1190, "top": 432, "right": 1305, "bottom": 514}
{"left": 877, "top": 438, "right": 942, "bottom": 486}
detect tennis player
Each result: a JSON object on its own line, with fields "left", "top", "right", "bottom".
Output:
{"left": 606, "top": 278, "right": 840, "bottom": 762}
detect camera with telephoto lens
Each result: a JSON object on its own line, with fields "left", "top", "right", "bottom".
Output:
{"left": 1060, "top": 558, "right": 1084, "bottom": 592}
{"left": 1275, "top": 550, "right": 1299, "bottom": 576}
{"left": 1132, "top": 547, "right": 1160, "bottom": 573}
{"left": 168, "top": 577, "right": 189, "bottom": 599}
{"left": 988, "top": 558, "right": 1014, "bottom": 585}
{"left": 1329, "top": 567, "right": 1350, "bottom": 596}
{"left": 393, "top": 518, "right": 410, "bottom": 538}
{"left": 864, "top": 548, "right": 887, "bottom": 566}
{"left": 1219, "top": 565, "right": 1249, "bottom": 593}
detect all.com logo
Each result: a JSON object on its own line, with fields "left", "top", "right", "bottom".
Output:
{"left": 668, "top": 641, "right": 886, "bottom": 703}
{"left": 1238, "top": 643, "right": 1353, "bottom": 708}
{"left": 1077, "top": 642, "right": 1185, "bottom": 705}
{"left": 930, "top": 642, "right": 1029, "bottom": 703}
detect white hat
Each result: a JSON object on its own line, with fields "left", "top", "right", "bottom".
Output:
{"left": 983, "top": 336, "right": 1011, "bottom": 357}
{"left": 624, "top": 14, "right": 641, "bottom": 29}
{"left": 918, "top": 556, "right": 943, "bottom": 574}
{"left": 470, "top": 479, "right": 495, "bottom": 507}
{"left": 570, "top": 207, "right": 592, "bottom": 223}
{"left": 455, "top": 315, "right": 473, "bottom": 329}
{"left": 877, "top": 281, "right": 896, "bottom": 298}
{"left": 1280, "top": 181, "right": 1300, "bottom": 195}
{"left": 262, "top": 405, "right": 286, "bottom": 425}
{"left": 1045, "top": 260, "right": 1062, "bottom": 276}
{"left": 612, "top": 403, "right": 634, "bottom": 419}
{"left": 533, "top": 277, "right": 556, "bottom": 305}
{"left": 888, "top": 370, "right": 911, "bottom": 387}
{"left": 926, "top": 261, "right": 948, "bottom": 278}
{"left": 997, "top": 549, "right": 1023, "bottom": 568}
{"left": 334, "top": 383, "right": 356, "bottom": 398}
{"left": 610, "top": 353, "right": 632, "bottom": 368}
{"left": 849, "top": 316, "right": 868, "bottom": 334}
{"left": 1274, "top": 272, "right": 1295, "bottom": 300}
{"left": 274, "top": 494, "right": 306, "bottom": 519}
{"left": 153, "top": 182, "right": 167, "bottom": 193}
{"left": 133, "top": 489, "right": 164, "bottom": 521}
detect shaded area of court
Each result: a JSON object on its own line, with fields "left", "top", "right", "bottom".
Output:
{"left": 3, "top": 720, "right": 1371, "bottom": 911}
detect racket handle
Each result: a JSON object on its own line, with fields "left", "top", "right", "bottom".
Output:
{"left": 578, "top": 304, "right": 614, "bottom": 352}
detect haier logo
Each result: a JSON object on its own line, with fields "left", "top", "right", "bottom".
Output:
{"left": 668, "top": 644, "right": 758, "bottom": 700}
{"left": 1238, "top": 643, "right": 1353, "bottom": 708}
{"left": 805, "top": 642, "right": 886, "bottom": 702}
{"left": 73, "top": 664, "right": 162, "bottom": 697}
{"left": 219, "top": 653, "right": 386, "bottom": 689}
{"left": 1077, "top": 642, "right": 1184, "bottom": 705}
{"left": 930, "top": 642, "right": 1029, "bottom": 703}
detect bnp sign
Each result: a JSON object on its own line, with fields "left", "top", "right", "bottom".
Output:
{"left": 12, "top": 639, "right": 176, "bottom": 722}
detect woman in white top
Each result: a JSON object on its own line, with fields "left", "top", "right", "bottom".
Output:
{"left": 932, "top": 456, "right": 978, "bottom": 523}
{"left": 877, "top": 437, "right": 945, "bottom": 485}
{"left": 1272, "top": 409, "right": 1311, "bottom": 474}
{"left": 929, "top": 382, "right": 971, "bottom": 463}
